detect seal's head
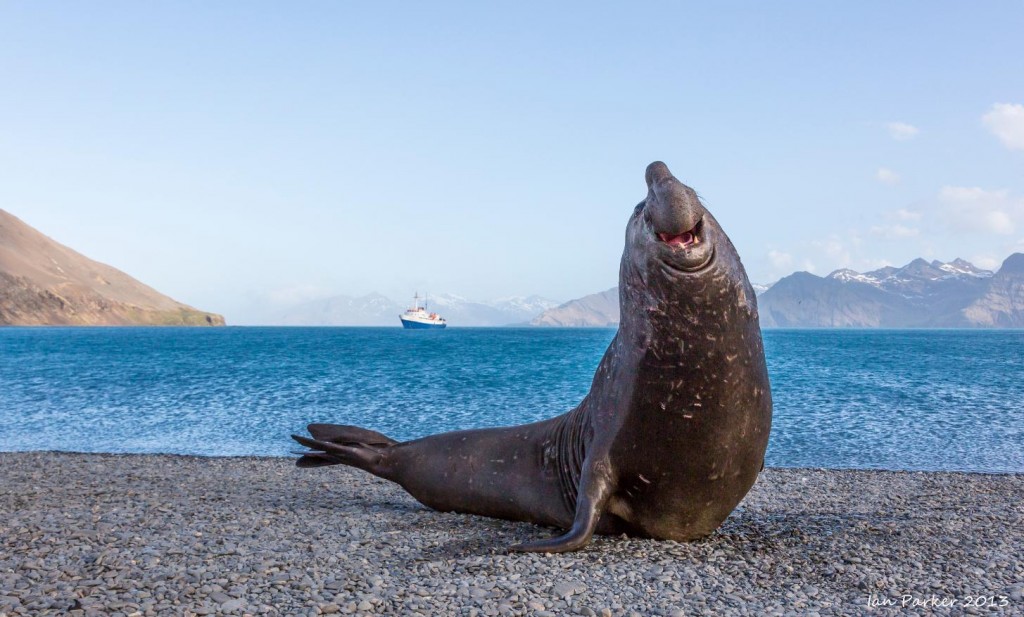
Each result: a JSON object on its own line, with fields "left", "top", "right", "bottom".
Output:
{"left": 622, "top": 161, "right": 756, "bottom": 327}
{"left": 637, "top": 161, "right": 715, "bottom": 273}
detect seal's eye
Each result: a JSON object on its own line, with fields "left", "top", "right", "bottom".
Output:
{"left": 632, "top": 203, "right": 645, "bottom": 218}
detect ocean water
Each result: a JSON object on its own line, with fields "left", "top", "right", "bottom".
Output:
{"left": 1, "top": 327, "right": 1021, "bottom": 473}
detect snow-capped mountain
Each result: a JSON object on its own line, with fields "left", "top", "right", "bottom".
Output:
{"left": 411, "top": 293, "right": 560, "bottom": 326}
{"left": 487, "top": 295, "right": 561, "bottom": 315}
{"left": 825, "top": 258, "right": 993, "bottom": 296}
{"left": 275, "top": 292, "right": 403, "bottom": 326}
{"left": 759, "top": 256, "right": 1017, "bottom": 327}
{"left": 274, "top": 292, "right": 558, "bottom": 326}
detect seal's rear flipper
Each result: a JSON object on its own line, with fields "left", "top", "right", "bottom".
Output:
{"left": 293, "top": 450, "right": 342, "bottom": 468}
{"left": 307, "top": 423, "right": 397, "bottom": 447}
{"left": 291, "top": 427, "right": 393, "bottom": 476}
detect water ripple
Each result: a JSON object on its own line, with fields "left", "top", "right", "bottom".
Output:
{"left": 1, "top": 327, "right": 1021, "bottom": 472}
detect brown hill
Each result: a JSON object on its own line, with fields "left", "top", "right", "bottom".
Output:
{"left": 530, "top": 287, "right": 619, "bottom": 327}
{"left": 0, "top": 209, "right": 225, "bottom": 326}
{"left": 961, "top": 254, "right": 1024, "bottom": 327}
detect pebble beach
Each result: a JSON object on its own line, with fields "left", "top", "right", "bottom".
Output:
{"left": 2, "top": 452, "right": 1021, "bottom": 616}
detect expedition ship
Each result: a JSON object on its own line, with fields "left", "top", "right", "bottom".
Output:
{"left": 399, "top": 293, "right": 447, "bottom": 329}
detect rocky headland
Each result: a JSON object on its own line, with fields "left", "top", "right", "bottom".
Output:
{"left": 0, "top": 209, "right": 224, "bottom": 326}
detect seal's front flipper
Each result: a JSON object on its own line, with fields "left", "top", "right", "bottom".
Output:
{"left": 509, "top": 464, "right": 613, "bottom": 554}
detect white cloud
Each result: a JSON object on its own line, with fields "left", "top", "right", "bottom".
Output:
{"left": 870, "top": 224, "right": 919, "bottom": 239}
{"left": 765, "top": 249, "right": 816, "bottom": 277}
{"left": 939, "top": 186, "right": 1008, "bottom": 203}
{"left": 811, "top": 235, "right": 852, "bottom": 266}
{"left": 971, "top": 255, "right": 1000, "bottom": 271}
{"left": 876, "top": 168, "right": 901, "bottom": 185}
{"left": 761, "top": 188, "right": 1024, "bottom": 279}
{"left": 886, "top": 122, "right": 920, "bottom": 141}
{"left": 986, "top": 212, "right": 1014, "bottom": 235}
{"left": 982, "top": 103, "right": 1024, "bottom": 150}
{"left": 938, "top": 186, "right": 1021, "bottom": 235}
{"left": 768, "top": 249, "right": 794, "bottom": 270}
{"left": 894, "top": 208, "right": 922, "bottom": 221}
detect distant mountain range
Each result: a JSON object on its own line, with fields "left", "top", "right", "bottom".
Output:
{"left": 6, "top": 204, "right": 1020, "bottom": 329}
{"left": 276, "top": 292, "right": 558, "bottom": 327}
{"left": 0, "top": 209, "right": 224, "bottom": 326}
{"left": 528, "top": 255, "right": 1024, "bottom": 328}
{"left": 759, "top": 255, "right": 1024, "bottom": 327}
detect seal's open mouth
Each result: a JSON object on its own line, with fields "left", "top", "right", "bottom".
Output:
{"left": 657, "top": 219, "right": 702, "bottom": 249}
{"left": 651, "top": 217, "right": 713, "bottom": 273}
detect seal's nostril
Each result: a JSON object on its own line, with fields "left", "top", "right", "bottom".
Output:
{"left": 643, "top": 162, "right": 705, "bottom": 236}
{"left": 645, "top": 161, "right": 672, "bottom": 188}
{"left": 649, "top": 189, "right": 701, "bottom": 237}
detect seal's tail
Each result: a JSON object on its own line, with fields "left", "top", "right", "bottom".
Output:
{"left": 291, "top": 423, "right": 398, "bottom": 472}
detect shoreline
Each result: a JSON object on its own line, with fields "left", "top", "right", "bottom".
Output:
{"left": 2, "top": 452, "right": 1021, "bottom": 616}
{"left": 6, "top": 449, "right": 1023, "bottom": 476}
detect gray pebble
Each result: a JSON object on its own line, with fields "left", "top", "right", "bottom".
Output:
{"left": 220, "top": 598, "right": 245, "bottom": 612}
{"left": 1, "top": 452, "right": 1020, "bottom": 617}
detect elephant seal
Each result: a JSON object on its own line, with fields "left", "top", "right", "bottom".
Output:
{"left": 293, "top": 161, "right": 772, "bottom": 553}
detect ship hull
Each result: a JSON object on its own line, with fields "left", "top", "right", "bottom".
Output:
{"left": 400, "top": 317, "right": 447, "bottom": 330}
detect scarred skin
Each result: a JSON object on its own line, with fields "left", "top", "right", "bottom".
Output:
{"left": 293, "top": 161, "right": 772, "bottom": 553}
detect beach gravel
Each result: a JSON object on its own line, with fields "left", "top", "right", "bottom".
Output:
{"left": 1, "top": 452, "right": 1021, "bottom": 616}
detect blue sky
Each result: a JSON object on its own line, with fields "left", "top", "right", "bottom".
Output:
{"left": 2, "top": 2, "right": 1022, "bottom": 323}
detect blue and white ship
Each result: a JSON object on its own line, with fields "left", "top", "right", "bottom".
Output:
{"left": 399, "top": 293, "right": 447, "bottom": 329}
